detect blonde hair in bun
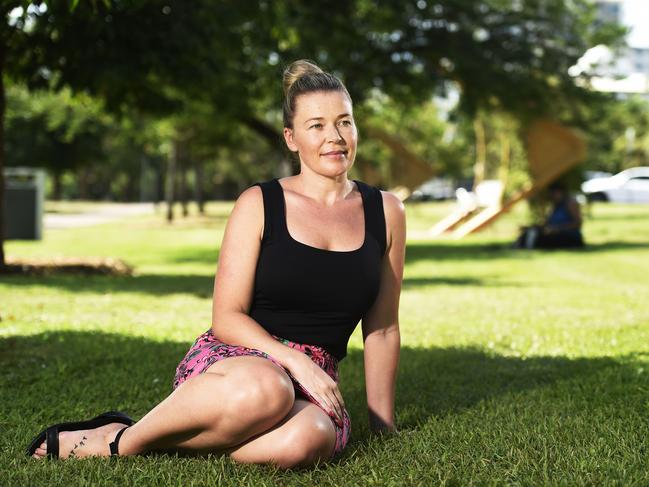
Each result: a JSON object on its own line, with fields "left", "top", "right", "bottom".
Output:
{"left": 283, "top": 59, "right": 324, "bottom": 96}
{"left": 282, "top": 59, "right": 351, "bottom": 128}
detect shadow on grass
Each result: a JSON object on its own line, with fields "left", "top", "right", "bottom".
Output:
{"left": 585, "top": 212, "right": 649, "bottom": 222}
{"left": 342, "top": 347, "right": 639, "bottom": 432}
{"left": 5, "top": 239, "right": 649, "bottom": 297}
{"left": 581, "top": 241, "right": 649, "bottom": 252}
{"left": 1, "top": 267, "right": 513, "bottom": 296}
{"left": 1, "top": 272, "right": 519, "bottom": 296}
{"left": 401, "top": 276, "right": 523, "bottom": 288}
{"left": 405, "top": 240, "right": 649, "bottom": 264}
{"left": 3, "top": 331, "right": 643, "bottom": 457}
{"left": 156, "top": 239, "right": 649, "bottom": 266}
{"left": 402, "top": 276, "right": 486, "bottom": 287}
{"left": 0, "top": 274, "right": 215, "bottom": 298}
{"left": 405, "top": 243, "right": 519, "bottom": 264}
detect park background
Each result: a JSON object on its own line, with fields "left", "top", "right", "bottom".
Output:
{"left": 1, "top": 1, "right": 649, "bottom": 485}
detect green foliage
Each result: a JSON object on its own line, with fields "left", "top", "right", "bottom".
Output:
{"left": 358, "top": 91, "right": 473, "bottom": 181}
{"left": 4, "top": 0, "right": 630, "bottom": 168}
{"left": 260, "top": 0, "right": 625, "bottom": 118}
{"left": 9, "top": 0, "right": 620, "bottom": 128}
{"left": 1, "top": 0, "right": 635, "bottom": 202}
{"left": 5, "top": 83, "right": 109, "bottom": 174}
{"left": 8, "top": 1, "right": 222, "bottom": 113}
{"left": 573, "top": 95, "right": 649, "bottom": 173}
{"left": 5, "top": 82, "right": 171, "bottom": 199}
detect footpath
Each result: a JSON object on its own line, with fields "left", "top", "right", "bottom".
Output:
{"left": 44, "top": 202, "right": 156, "bottom": 229}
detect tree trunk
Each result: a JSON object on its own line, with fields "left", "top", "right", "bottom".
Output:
{"left": 194, "top": 158, "right": 205, "bottom": 215}
{"left": 52, "top": 171, "right": 63, "bottom": 201}
{"left": 473, "top": 113, "right": 487, "bottom": 190}
{"left": 179, "top": 142, "right": 188, "bottom": 218}
{"left": 126, "top": 169, "right": 137, "bottom": 201}
{"left": 165, "top": 139, "right": 178, "bottom": 222}
{"left": 241, "top": 116, "right": 284, "bottom": 153}
{"left": 139, "top": 155, "right": 147, "bottom": 202}
{"left": 153, "top": 157, "right": 162, "bottom": 212}
{"left": 78, "top": 166, "right": 90, "bottom": 200}
{"left": 0, "top": 45, "right": 6, "bottom": 267}
{"left": 498, "top": 131, "right": 511, "bottom": 202}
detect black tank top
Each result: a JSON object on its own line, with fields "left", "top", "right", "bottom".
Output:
{"left": 248, "top": 178, "right": 386, "bottom": 360}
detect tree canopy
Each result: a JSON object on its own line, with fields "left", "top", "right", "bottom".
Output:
{"left": 0, "top": 0, "right": 628, "bottom": 266}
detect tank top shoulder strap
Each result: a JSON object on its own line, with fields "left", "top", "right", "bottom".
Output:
{"left": 249, "top": 178, "right": 284, "bottom": 243}
{"left": 353, "top": 179, "right": 387, "bottom": 256}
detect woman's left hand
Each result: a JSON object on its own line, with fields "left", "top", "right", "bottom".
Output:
{"left": 285, "top": 351, "right": 345, "bottom": 424}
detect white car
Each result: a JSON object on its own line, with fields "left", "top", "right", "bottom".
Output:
{"left": 581, "top": 167, "right": 649, "bottom": 203}
{"left": 408, "top": 178, "right": 456, "bottom": 201}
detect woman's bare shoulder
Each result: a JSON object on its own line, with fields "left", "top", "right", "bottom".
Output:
{"left": 380, "top": 189, "right": 404, "bottom": 208}
{"left": 236, "top": 184, "right": 263, "bottom": 206}
{"left": 228, "top": 185, "right": 264, "bottom": 241}
{"left": 379, "top": 190, "right": 406, "bottom": 248}
{"left": 380, "top": 190, "right": 406, "bottom": 224}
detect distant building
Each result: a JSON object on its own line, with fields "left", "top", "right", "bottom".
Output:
{"left": 629, "top": 47, "right": 649, "bottom": 75}
{"left": 596, "top": 0, "right": 622, "bottom": 24}
{"left": 589, "top": 0, "right": 649, "bottom": 97}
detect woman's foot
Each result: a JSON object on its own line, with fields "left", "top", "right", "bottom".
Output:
{"left": 32, "top": 422, "right": 127, "bottom": 459}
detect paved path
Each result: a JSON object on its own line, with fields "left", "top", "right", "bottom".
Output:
{"left": 44, "top": 203, "right": 157, "bottom": 229}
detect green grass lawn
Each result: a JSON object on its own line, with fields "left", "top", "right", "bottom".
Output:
{"left": 2, "top": 200, "right": 649, "bottom": 486}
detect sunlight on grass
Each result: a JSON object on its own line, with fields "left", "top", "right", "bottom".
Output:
{"left": 2, "top": 200, "right": 649, "bottom": 485}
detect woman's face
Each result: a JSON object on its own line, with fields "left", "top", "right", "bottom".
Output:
{"left": 283, "top": 90, "right": 357, "bottom": 178}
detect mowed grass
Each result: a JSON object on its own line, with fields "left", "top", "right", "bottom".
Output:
{"left": 1, "top": 199, "right": 649, "bottom": 486}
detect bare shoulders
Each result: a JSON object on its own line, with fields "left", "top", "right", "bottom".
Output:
{"left": 380, "top": 190, "right": 405, "bottom": 212}
{"left": 237, "top": 184, "right": 263, "bottom": 204}
{"left": 231, "top": 185, "right": 265, "bottom": 242}
{"left": 380, "top": 190, "right": 406, "bottom": 249}
{"left": 235, "top": 184, "right": 264, "bottom": 214}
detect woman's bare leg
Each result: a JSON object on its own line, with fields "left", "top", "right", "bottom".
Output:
{"left": 33, "top": 356, "right": 295, "bottom": 459}
{"left": 228, "top": 399, "right": 337, "bottom": 469}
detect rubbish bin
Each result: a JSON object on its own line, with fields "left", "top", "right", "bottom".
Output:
{"left": 3, "top": 167, "right": 45, "bottom": 240}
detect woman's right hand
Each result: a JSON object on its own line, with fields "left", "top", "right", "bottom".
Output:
{"left": 285, "top": 352, "right": 345, "bottom": 424}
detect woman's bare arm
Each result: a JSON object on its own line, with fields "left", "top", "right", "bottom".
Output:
{"left": 210, "top": 186, "right": 305, "bottom": 367}
{"left": 361, "top": 191, "right": 406, "bottom": 433}
{"left": 210, "top": 185, "right": 346, "bottom": 422}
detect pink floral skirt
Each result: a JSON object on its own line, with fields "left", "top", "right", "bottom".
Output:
{"left": 173, "top": 329, "right": 351, "bottom": 457}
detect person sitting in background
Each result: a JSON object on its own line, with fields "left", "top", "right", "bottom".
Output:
{"left": 515, "top": 181, "right": 584, "bottom": 249}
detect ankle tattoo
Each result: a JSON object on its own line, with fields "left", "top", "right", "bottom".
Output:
{"left": 68, "top": 436, "right": 88, "bottom": 458}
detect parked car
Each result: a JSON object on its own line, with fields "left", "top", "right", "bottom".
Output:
{"left": 408, "top": 177, "right": 456, "bottom": 201}
{"left": 581, "top": 167, "right": 649, "bottom": 203}
{"left": 584, "top": 170, "right": 612, "bottom": 181}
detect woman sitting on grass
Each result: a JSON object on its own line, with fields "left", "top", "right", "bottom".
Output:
{"left": 28, "top": 59, "right": 406, "bottom": 469}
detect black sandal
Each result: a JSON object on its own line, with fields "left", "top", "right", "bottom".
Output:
{"left": 108, "top": 426, "right": 129, "bottom": 456}
{"left": 26, "top": 410, "right": 134, "bottom": 459}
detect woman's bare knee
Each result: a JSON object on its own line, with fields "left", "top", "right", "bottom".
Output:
{"left": 274, "top": 416, "right": 336, "bottom": 469}
{"left": 223, "top": 364, "right": 294, "bottom": 419}
{"left": 227, "top": 400, "right": 338, "bottom": 468}
{"left": 200, "top": 362, "right": 295, "bottom": 445}
{"left": 202, "top": 358, "right": 295, "bottom": 422}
